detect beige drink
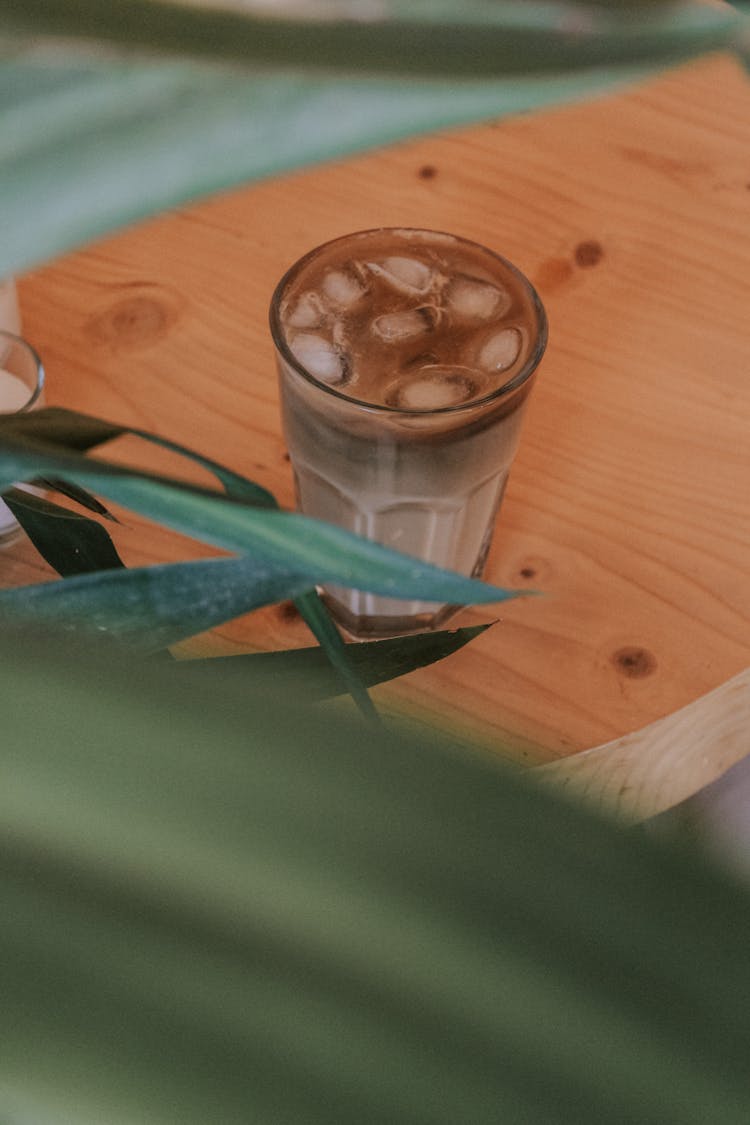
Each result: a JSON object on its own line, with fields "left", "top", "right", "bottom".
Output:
{"left": 270, "top": 228, "right": 547, "bottom": 638}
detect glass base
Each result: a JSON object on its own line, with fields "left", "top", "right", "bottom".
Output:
{"left": 322, "top": 591, "right": 460, "bottom": 640}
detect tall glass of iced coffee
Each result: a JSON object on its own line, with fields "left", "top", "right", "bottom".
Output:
{"left": 270, "top": 228, "right": 547, "bottom": 639}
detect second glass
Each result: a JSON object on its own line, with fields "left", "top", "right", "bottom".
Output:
{"left": 270, "top": 228, "right": 547, "bottom": 639}
{"left": 0, "top": 330, "right": 46, "bottom": 543}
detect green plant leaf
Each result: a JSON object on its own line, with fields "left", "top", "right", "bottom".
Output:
{"left": 0, "top": 429, "right": 525, "bottom": 608}
{"left": 0, "top": 3, "right": 743, "bottom": 274}
{"left": 3, "top": 486, "right": 125, "bottom": 577}
{"left": 1, "top": 630, "right": 750, "bottom": 1123}
{"left": 115, "top": 417, "right": 278, "bottom": 508}
{"left": 0, "top": 555, "right": 314, "bottom": 651}
{"left": 3, "top": 407, "right": 278, "bottom": 508}
{"left": 1, "top": 0, "right": 739, "bottom": 76}
{"left": 0, "top": 407, "right": 126, "bottom": 451}
{"left": 291, "top": 588, "right": 380, "bottom": 722}
{"left": 3, "top": 411, "right": 375, "bottom": 711}
{"left": 3, "top": 486, "right": 484, "bottom": 708}
{"left": 4, "top": 494, "right": 380, "bottom": 713}
{"left": 180, "top": 621, "right": 492, "bottom": 701}
{"left": 35, "top": 476, "right": 120, "bottom": 521}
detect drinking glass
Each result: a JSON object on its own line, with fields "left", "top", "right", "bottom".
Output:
{"left": 270, "top": 228, "right": 547, "bottom": 638}
{"left": 0, "top": 330, "right": 46, "bottom": 543}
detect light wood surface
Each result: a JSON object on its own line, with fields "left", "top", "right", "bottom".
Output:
{"left": 537, "top": 666, "right": 750, "bottom": 819}
{"left": 7, "top": 52, "right": 750, "bottom": 802}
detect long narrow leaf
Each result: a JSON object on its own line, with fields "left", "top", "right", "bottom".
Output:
{"left": 178, "top": 622, "right": 492, "bottom": 702}
{"left": 126, "top": 424, "right": 279, "bottom": 508}
{"left": 292, "top": 588, "right": 380, "bottom": 722}
{"left": 0, "top": 556, "right": 313, "bottom": 651}
{"left": 0, "top": 430, "right": 526, "bottom": 608}
{"left": 35, "top": 476, "right": 120, "bottom": 520}
{"left": 3, "top": 412, "right": 373, "bottom": 707}
{"left": 0, "top": 409, "right": 124, "bottom": 451}
{"left": 3, "top": 492, "right": 491, "bottom": 692}
{"left": 4, "top": 487, "right": 125, "bottom": 577}
{"left": 3, "top": 408, "right": 278, "bottom": 507}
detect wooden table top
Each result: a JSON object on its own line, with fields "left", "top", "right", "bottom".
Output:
{"left": 8, "top": 52, "right": 750, "bottom": 767}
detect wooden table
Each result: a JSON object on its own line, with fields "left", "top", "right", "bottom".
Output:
{"left": 8, "top": 52, "right": 750, "bottom": 770}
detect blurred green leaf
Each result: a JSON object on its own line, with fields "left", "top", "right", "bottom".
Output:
{"left": 1, "top": 5, "right": 748, "bottom": 1121}
{"left": 1, "top": 0, "right": 739, "bottom": 76}
{"left": 0, "top": 2, "right": 744, "bottom": 273}
{"left": 1, "top": 630, "right": 750, "bottom": 1123}
{"left": 0, "top": 408, "right": 123, "bottom": 451}
{"left": 0, "top": 555, "right": 313, "bottom": 650}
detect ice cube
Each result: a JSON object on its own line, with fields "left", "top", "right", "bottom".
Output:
{"left": 479, "top": 327, "right": 522, "bottom": 372}
{"left": 289, "top": 333, "right": 348, "bottom": 385}
{"left": 367, "top": 256, "right": 434, "bottom": 295}
{"left": 371, "top": 305, "right": 438, "bottom": 343}
{"left": 286, "top": 291, "right": 326, "bottom": 329}
{"left": 446, "top": 275, "right": 510, "bottom": 321}
{"left": 321, "top": 268, "right": 366, "bottom": 307}
{"left": 387, "top": 367, "right": 479, "bottom": 411}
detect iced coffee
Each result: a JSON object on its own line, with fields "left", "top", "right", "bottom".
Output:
{"left": 270, "top": 228, "right": 547, "bottom": 638}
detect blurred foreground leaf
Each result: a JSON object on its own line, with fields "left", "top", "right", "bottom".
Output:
{"left": 1, "top": 630, "right": 750, "bottom": 1123}
{"left": 0, "top": 2, "right": 744, "bottom": 274}
{"left": 2, "top": 0, "right": 738, "bottom": 75}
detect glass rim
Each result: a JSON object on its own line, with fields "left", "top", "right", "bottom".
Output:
{"left": 269, "top": 226, "right": 548, "bottom": 416}
{"left": 0, "top": 329, "right": 45, "bottom": 413}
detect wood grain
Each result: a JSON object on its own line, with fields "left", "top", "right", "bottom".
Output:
{"left": 536, "top": 666, "right": 750, "bottom": 818}
{"left": 8, "top": 52, "right": 750, "bottom": 780}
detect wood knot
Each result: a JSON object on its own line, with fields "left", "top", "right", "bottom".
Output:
{"left": 85, "top": 285, "right": 181, "bottom": 351}
{"left": 574, "top": 240, "right": 604, "bottom": 268}
{"left": 277, "top": 600, "right": 301, "bottom": 623}
{"left": 515, "top": 555, "right": 550, "bottom": 584}
{"left": 612, "top": 646, "right": 657, "bottom": 679}
{"left": 417, "top": 164, "right": 437, "bottom": 180}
